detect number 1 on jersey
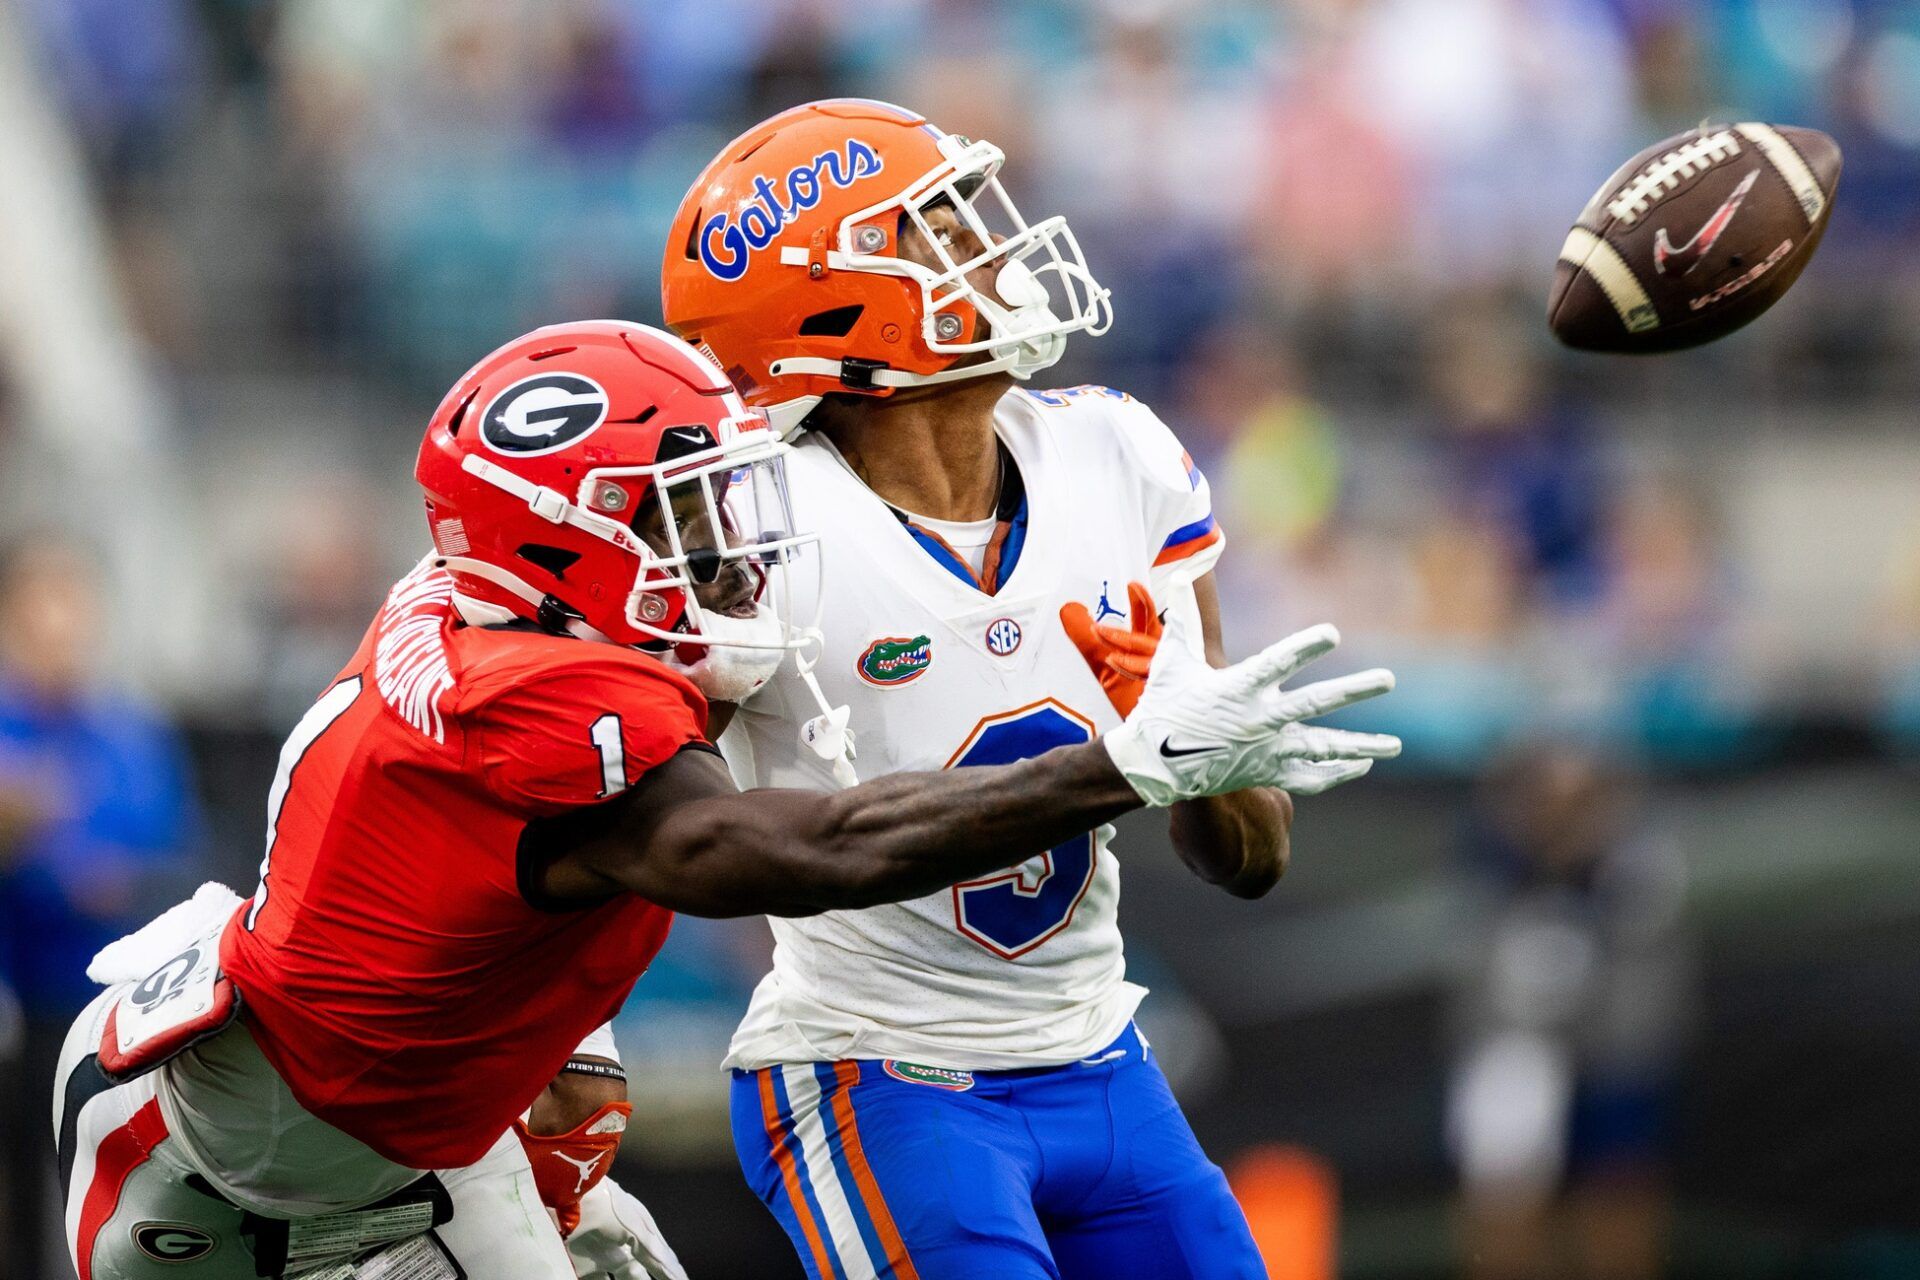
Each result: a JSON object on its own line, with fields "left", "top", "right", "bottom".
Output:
{"left": 590, "top": 713, "right": 627, "bottom": 797}
{"left": 946, "top": 699, "right": 1097, "bottom": 958}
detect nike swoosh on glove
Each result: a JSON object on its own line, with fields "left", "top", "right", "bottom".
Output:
{"left": 565, "top": 1177, "right": 690, "bottom": 1280}
{"left": 1060, "top": 580, "right": 1161, "bottom": 716}
{"left": 1102, "top": 614, "right": 1400, "bottom": 807}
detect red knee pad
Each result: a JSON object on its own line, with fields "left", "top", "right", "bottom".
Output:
{"left": 513, "top": 1100, "right": 631, "bottom": 1237}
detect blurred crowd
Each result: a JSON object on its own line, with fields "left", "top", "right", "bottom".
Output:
{"left": 0, "top": 538, "right": 204, "bottom": 1276}
{"left": 8, "top": 0, "right": 1920, "bottom": 765}
{"left": 26, "top": 0, "right": 1920, "bottom": 368}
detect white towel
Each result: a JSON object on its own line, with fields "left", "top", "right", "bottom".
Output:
{"left": 87, "top": 883, "right": 244, "bottom": 985}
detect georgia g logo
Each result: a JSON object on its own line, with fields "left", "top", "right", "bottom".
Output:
{"left": 480, "top": 373, "right": 610, "bottom": 457}
{"left": 699, "top": 138, "right": 885, "bottom": 282}
{"left": 130, "top": 947, "right": 199, "bottom": 1011}
{"left": 133, "top": 1222, "right": 218, "bottom": 1263}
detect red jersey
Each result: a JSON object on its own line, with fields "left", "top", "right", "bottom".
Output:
{"left": 221, "top": 563, "right": 706, "bottom": 1168}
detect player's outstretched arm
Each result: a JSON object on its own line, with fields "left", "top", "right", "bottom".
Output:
{"left": 524, "top": 738, "right": 1141, "bottom": 917}
{"left": 522, "top": 622, "right": 1398, "bottom": 918}
{"left": 1170, "top": 573, "right": 1292, "bottom": 898}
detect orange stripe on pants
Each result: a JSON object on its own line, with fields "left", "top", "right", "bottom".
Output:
{"left": 829, "top": 1061, "right": 921, "bottom": 1280}
{"left": 758, "top": 1069, "right": 839, "bottom": 1279}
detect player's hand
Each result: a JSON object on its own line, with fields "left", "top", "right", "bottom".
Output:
{"left": 564, "top": 1177, "right": 690, "bottom": 1280}
{"left": 1060, "top": 581, "right": 1160, "bottom": 716}
{"left": 1102, "top": 614, "right": 1399, "bottom": 807}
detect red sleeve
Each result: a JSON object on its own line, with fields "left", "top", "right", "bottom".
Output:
{"left": 466, "top": 651, "right": 709, "bottom": 817}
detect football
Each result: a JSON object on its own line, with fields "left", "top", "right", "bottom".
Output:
{"left": 1548, "top": 123, "right": 1841, "bottom": 353}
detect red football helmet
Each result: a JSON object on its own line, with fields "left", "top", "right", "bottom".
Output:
{"left": 414, "top": 321, "right": 817, "bottom": 696}
{"left": 661, "top": 98, "right": 1112, "bottom": 435}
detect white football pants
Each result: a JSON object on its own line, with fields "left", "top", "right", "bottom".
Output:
{"left": 54, "top": 989, "right": 576, "bottom": 1280}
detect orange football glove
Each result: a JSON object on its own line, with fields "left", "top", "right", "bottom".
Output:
{"left": 513, "top": 1100, "right": 631, "bottom": 1238}
{"left": 1060, "top": 581, "right": 1161, "bottom": 716}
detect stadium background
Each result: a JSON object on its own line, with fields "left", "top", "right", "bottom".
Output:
{"left": 1, "top": 0, "right": 1917, "bottom": 1276}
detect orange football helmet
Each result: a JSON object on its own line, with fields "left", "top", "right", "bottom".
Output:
{"left": 661, "top": 98, "right": 1111, "bottom": 435}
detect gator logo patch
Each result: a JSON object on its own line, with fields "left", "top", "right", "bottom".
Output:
{"left": 883, "top": 1060, "right": 975, "bottom": 1091}
{"left": 857, "top": 635, "right": 932, "bottom": 687}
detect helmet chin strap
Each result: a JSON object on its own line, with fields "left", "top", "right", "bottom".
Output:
{"left": 448, "top": 590, "right": 517, "bottom": 627}
{"left": 434, "top": 555, "right": 614, "bottom": 644}
{"left": 769, "top": 299, "right": 1066, "bottom": 427}
{"left": 766, "top": 337, "right": 1050, "bottom": 432}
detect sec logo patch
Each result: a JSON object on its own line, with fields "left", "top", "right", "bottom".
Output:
{"left": 985, "top": 617, "right": 1023, "bottom": 657}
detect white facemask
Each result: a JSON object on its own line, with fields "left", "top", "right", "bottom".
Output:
{"left": 979, "top": 258, "right": 1066, "bottom": 372}
{"left": 667, "top": 607, "right": 789, "bottom": 703}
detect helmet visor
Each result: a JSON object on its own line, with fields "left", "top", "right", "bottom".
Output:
{"left": 580, "top": 427, "right": 819, "bottom": 651}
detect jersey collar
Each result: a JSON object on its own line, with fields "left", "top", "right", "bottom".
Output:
{"left": 811, "top": 435, "right": 1032, "bottom": 597}
{"left": 887, "top": 442, "right": 1028, "bottom": 596}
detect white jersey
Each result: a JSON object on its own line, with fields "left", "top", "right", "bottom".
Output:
{"left": 722, "top": 385, "right": 1224, "bottom": 1071}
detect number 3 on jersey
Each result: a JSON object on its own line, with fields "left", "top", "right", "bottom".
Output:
{"left": 946, "top": 699, "right": 1097, "bottom": 958}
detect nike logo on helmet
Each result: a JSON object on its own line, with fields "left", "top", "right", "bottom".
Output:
{"left": 1653, "top": 168, "right": 1760, "bottom": 277}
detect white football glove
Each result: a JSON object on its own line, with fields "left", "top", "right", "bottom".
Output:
{"left": 565, "top": 1177, "right": 689, "bottom": 1280}
{"left": 1102, "top": 614, "right": 1399, "bottom": 807}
